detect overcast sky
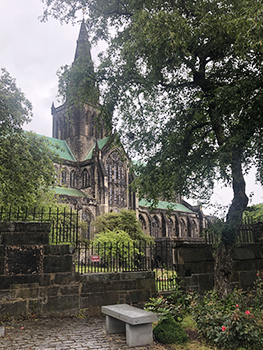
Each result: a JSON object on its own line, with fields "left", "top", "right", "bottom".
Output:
{"left": 1, "top": 0, "right": 263, "bottom": 211}
{"left": 0, "top": 0, "right": 89, "bottom": 136}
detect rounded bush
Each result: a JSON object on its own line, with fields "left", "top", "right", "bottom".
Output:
{"left": 153, "top": 314, "right": 188, "bottom": 344}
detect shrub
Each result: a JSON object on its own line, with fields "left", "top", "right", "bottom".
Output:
{"left": 168, "top": 277, "right": 195, "bottom": 314}
{"left": 93, "top": 229, "right": 141, "bottom": 264}
{"left": 145, "top": 278, "right": 195, "bottom": 322}
{"left": 191, "top": 285, "right": 263, "bottom": 350}
{"left": 91, "top": 209, "right": 153, "bottom": 243}
{"left": 144, "top": 295, "right": 185, "bottom": 323}
{"left": 153, "top": 314, "right": 188, "bottom": 344}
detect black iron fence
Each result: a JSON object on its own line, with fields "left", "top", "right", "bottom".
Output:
{"left": 76, "top": 240, "right": 176, "bottom": 292}
{"left": 0, "top": 206, "right": 79, "bottom": 244}
{"left": 77, "top": 241, "right": 152, "bottom": 273}
{"left": 4, "top": 207, "right": 261, "bottom": 292}
{"left": 205, "top": 218, "right": 256, "bottom": 245}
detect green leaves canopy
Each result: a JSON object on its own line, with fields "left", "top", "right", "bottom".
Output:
{"left": 41, "top": 0, "right": 263, "bottom": 241}
{"left": 93, "top": 229, "right": 142, "bottom": 263}
{"left": 0, "top": 68, "right": 59, "bottom": 206}
{"left": 244, "top": 204, "right": 263, "bottom": 223}
{"left": 92, "top": 209, "right": 153, "bottom": 243}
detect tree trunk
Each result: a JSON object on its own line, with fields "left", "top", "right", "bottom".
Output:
{"left": 214, "top": 150, "right": 248, "bottom": 298}
{"left": 214, "top": 243, "right": 235, "bottom": 298}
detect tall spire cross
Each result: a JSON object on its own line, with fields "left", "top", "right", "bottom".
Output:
{"left": 82, "top": 7, "right": 86, "bottom": 20}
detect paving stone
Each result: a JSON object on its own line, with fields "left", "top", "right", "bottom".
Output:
{"left": 0, "top": 317, "right": 167, "bottom": 350}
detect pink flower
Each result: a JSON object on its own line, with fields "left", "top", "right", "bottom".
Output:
{"left": 256, "top": 273, "right": 258, "bottom": 276}
{"left": 245, "top": 310, "right": 250, "bottom": 315}
{"left": 21, "top": 327, "right": 24, "bottom": 330}
{"left": 222, "top": 326, "right": 226, "bottom": 331}
{"left": 236, "top": 304, "right": 239, "bottom": 307}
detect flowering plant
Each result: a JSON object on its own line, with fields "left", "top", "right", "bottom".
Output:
{"left": 191, "top": 288, "right": 263, "bottom": 349}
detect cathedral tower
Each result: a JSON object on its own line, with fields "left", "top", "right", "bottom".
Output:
{"left": 52, "top": 21, "right": 105, "bottom": 162}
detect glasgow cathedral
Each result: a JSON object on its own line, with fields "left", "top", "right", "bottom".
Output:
{"left": 46, "top": 21, "right": 210, "bottom": 241}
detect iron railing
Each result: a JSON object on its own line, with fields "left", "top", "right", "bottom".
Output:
{"left": 0, "top": 206, "right": 79, "bottom": 245}
{"left": 77, "top": 241, "right": 152, "bottom": 273}
{"left": 205, "top": 218, "right": 256, "bottom": 245}
{"left": 76, "top": 240, "right": 176, "bottom": 292}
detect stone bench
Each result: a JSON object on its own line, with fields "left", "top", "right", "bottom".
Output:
{"left": 101, "top": 304, "right": 158, "bottom": 347}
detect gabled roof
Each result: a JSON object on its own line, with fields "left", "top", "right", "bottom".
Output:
{"left": 40, "top": 135, "right": 77, "bottom": 162}
{"left": 139, "top": 199, "right": 193, "bottom": 213}
{"left": 53, "top": 186, "right": 86, "bottom": 197}
{"left": 84, "top": 137, "right": 110, "bottom": 160}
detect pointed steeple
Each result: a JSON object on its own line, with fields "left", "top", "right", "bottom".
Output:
{"left": 74, "top": 20, "right": 92, "bottom": 63}
{"left": 52, "top": 20, "right": 105, "bottom": 161}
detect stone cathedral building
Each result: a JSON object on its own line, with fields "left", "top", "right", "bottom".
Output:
{"left": 47, "top": 21, "right": 209, "bottom": 241}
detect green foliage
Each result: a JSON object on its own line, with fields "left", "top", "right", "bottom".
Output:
{"left": 0, "top": 67, "right": 32, "bottom": 133}
{"left": 153, "top": 314, "right": 188, "bottom": 345}
{"left": 57, "top": 57, "right": 98, "bottom": 108}
{"left": 79, "top": 220, "right": 89, "bottom": 243}
{"left": 0, "top": 68, "right": 59, "bottom": 206}
{"left": 191, "top": 281, "right": 263, "bottom": 350}
{"left": 0, "top": 203, "right": 78, "bottom": 245}
{"left": 145, "top": 295, "right": 185, "bottom": 323}
{"left": 0, "top": 133, "right": 60, "bottom": 207}
{"left": 41, "top": 0, "right": 263, "bottom": 247}
{"left": 145, "top": 278, "right": 194, "bottom": 322}
{"left": 169, "top": 278, "right": 195, "bottom": 313}
{"left": 93, "top": 229, "right": 142, "bottom": 265}
{"left": 92, "top": 209, "right": 153, "bottom": 243}
{"left": 244, "top": 204, "right": 263, "bottom": 223}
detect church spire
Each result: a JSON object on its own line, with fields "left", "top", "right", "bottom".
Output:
{"left": 74, "top": 20, "right": 92, "bottom": 63}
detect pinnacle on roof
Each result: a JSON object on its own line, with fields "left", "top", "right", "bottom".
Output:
{"left": 74, "top": 20, "right": 92, "bottom": 63}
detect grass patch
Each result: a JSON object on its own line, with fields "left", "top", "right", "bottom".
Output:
{"left": 181, "top": 314, "right": 196, "bottom": 330}
{"left": 168, "top": 342, "right": 216, "bottom": 350}
{"left": 167, "top": 315, "right": 217, "bottom": 350}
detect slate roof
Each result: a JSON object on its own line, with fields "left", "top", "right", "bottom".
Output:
{"left": 40, "top": 135, "right": 77, "bottom": 161}
{"left": 53, "top": 186, "right": 86, "bottom": 197}
{"left": 84, "top": 137, "right": 110, "bottom": 160}
{"left": 138, "top": 199, "right": 193, "bottom": 213}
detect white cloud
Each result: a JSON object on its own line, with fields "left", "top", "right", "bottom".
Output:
{"left": 0, "top": 0, "right": 80, "bottom": 136}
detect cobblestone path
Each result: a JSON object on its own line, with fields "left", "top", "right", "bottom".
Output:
{"left": 0, "top": 317, "right": 167, "bottom": 350}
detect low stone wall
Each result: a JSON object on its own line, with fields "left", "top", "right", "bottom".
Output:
{"left": 174, "top": 243, "right": 263, "bottom": 294}
{"left": 0, "top": 222, "right": 156, "bottom": 321}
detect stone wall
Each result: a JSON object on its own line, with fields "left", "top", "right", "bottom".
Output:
{"left": 174, "top": 243, "right": 263, "bottom": 294}
{"left": 0, "top": 222, "right": 156, "bottom": 321}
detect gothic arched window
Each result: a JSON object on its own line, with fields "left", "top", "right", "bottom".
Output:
{"left": 180, "top": 219, "right": 187, "bottom": 237}
{"left": 90, "top": 113, "right": 94, "bottom": 137}
{"left": 70, "top": 170, "right": 76, "bottom": 188}
{"left": 168, "top": 218, "right": 173, "bottom": 237}
{"left": 61, "top": 168, "right": 67, "bottom": 186}
{"left": 106, "top": 152, "right": 127, "bottom": 207}
{"left": 82, "top": 169, "right": 89, "bottom": 188}
{"left": 152, "top": 216, "right": 159, "bottom": 237}
{"left": 139, "top": 214, "right": 147, "bottom": 235}
{"left": 191, "top": 220, "right": 198, "bottom": 237}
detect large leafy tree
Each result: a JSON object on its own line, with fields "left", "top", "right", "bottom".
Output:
{"left": 92, "top": 209, "right": 153, "bottom": 244}
{"left": 41, "top": 0, "right": 263, "bottom": 297}
{"left": 244, "top": 204, "right": 263, "bottom": 223}
{"left": 0, "top": 68, "right": 59, "bottom": 206}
